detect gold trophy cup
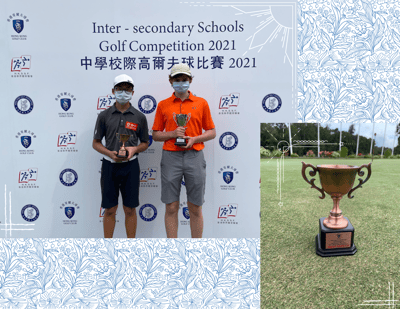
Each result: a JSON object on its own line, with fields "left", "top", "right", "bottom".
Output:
{"left": 116, "top": 133, "right": 131, "bottom": 158}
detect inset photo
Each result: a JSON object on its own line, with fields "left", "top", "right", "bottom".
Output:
{"left": 260, "top": 123, "right": 400, "bottom": 308}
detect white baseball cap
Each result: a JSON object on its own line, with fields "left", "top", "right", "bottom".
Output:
{"left": 114, "top": 74, "right": 134, "bottom": 87}
{"left": 170, "top": 63, "right": 192, "bottom": 77}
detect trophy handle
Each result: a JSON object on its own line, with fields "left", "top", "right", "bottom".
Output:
{"left": 173, "top": 113, "right": 177, "bottom": 125}
{"left": 347, "top": 163, "right": 372, "bottom": 199}
{"left": 186, "top": 113, "right": 191, "bottom": 125}
{"left": 301, "top": 161, "right": 325, "bottom": 199}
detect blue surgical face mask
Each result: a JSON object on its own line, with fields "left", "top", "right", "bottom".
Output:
{"left": 114, "top": 90, "right": 132, "bottom": 104}
{"left": 172, "top": 81, "right": 190, "bottom": 93}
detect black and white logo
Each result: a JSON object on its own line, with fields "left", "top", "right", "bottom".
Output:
{"left": 59, "top": 169, "right": 78, "bottom": 186}
{"left": 219, "top": 132, "right": 238, "bottom": 150}
{"left": 138, "top": 95, "right": 157, "bottom": 114}
{"left": 21, "top": 204, "right": 39, "bottom": 222}
{"left": 14, "top": 95, "right": 33, "bottom": 114}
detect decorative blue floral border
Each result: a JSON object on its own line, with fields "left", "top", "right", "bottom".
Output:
{"left": 0, "top": 239, "right": 259, "bottom": 308}
{"left": 298, "top": 0, "right": 400, "bottom": 123}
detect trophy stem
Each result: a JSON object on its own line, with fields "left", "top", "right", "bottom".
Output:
{"left": 323, "top": 196, "right": 349, "bottom": 229}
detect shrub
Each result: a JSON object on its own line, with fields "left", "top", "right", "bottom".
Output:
{"left": 389, "top": 155, "right": 396, "bottom": 159}
{"left": 319, "top": 150, "right": 333, "bottom": 157}
{"left": 260, "top": 147, "right": 271, "bottom": 157}
{"left": 331, "top": 151, "right": 340, "bottom": 158}
{"left": 272, "top": 149, "right": 282, "bottom": 157}
{"left": 260, "top": 147, "right": 266, "bottom": 157}
{"left": 357, "top": 153, "right": 363, "bottom": 156}
{"left": 340, "top": 146, "right": 348, "bottom": 157}
{"left": 348, "top": 154, "right": 356, "bottom": 158}
{"left": 364, "top": 154, "right": 372, "bottom": 158}
{"left": 397, "top": 155, "right": 400, "bottom": 159}
{"left": 384, "top": 149, "right": 392, "bottom": 158}
{"left": 291, "top": 153, "right": 299, "bottom": 157}
{"left": 306, "top": 150, "right": 315, "bottom": 157}
{"left": 373, "top": 155, "right": 381, "bottom": 159}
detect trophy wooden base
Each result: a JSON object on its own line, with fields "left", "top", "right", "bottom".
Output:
{"left": 116, "top": 150, "right": 128, "bottom": 158}
{"left": 174, "top": 138, "right": 187, "bottom": 147}
{"left": 316, "top": 217, "right": 357, "bottom": 257}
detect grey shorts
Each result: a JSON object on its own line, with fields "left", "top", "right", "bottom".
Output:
{"left": 160, "top": 150, "right": 206, "bottom": 206}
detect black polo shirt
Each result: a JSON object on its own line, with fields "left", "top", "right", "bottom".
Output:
{"left": 93, "top": 103, "right": 149, "bottom": 153}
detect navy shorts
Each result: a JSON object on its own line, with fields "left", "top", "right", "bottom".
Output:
{"left": 100, "top": 158, "right": 140, "bottom": 209}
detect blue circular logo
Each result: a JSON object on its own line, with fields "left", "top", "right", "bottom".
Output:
{"left": 139, "top": 204, "right": 157, "bottom": 222}
{"left": 21, "top": 204, "right": 39, "bottom": 222}
{"left": 59, "top": 169, "right": 78, "bottom": 186}
{"left": 138, "top": 95, "right": 157, "bottom": 114}
{"left": 262, "top": 94, "right": 282, "bottom": 113}
{"left": 14, "top": 95, "right": 33, "bottom": 114}
{"left": 219, "top": 132, "right": 238, "bottom": 150}
{"left": 182, "top": 206, "right": 190, "bottom": 219}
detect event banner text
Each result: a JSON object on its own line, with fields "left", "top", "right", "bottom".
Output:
{"left": 81, "top": 21, "right": 257, "bottom": 71}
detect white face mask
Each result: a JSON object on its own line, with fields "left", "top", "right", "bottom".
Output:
{"left": 172, "top": 81, "right": 190, "bottom": 93}
{"left": 114, "top": 90, "right": 132, "bottom": 104}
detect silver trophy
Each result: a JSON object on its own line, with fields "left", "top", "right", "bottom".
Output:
{"left": 173, "top": 113, "right": 191, "bottom": 146}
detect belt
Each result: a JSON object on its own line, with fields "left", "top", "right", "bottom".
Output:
{"left": 103, "top": 154, "right": 137, "bottom": 163}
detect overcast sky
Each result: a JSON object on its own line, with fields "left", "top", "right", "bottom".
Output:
{"left": 319, "top": 123, "right": 399, "bottom": 148}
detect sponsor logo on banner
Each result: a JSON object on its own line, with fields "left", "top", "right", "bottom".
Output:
{"left": 57, "top": 131, "right": 78, "bottom": 152}
{"left": 97, "top": 94, "right": 115, "bottom": 111}
{"left": 262, "top": 94, "right": 282, "bottom": 113}
{"left": 138, "top": 95, "right": 157, "bottom": 114}
{"left": 180, "top": 201, "right": 190, "bottom": 226}
{"left": 217, "top": 203, "right": 238, "bottom": 225}
{"left": 11, "top": 55, "right": 32, "bottom": 78}
{"left": 219, "top": 132, "right": 238, "bottom": 150}
{"left": 15, "top": 130, "right": 36, "bottom": 155}
{"left": 60, "top": 201, "right": 80, "bottom": 225}
{"left": 218, "top": 165, "right": 239, "bottom": 190}
{"left": 143, "top": 130, "right": 155, "bottom": 154}
{"left": 18, "top": 168, "right": 39, "bottom": 189}
{"left": 139, "top": 204, "right": 157, "bottom": 222}
{"left": 21, "top": 204, "right": 39, "bottom": 222}
{"left": 140, "top": 168, "right": 158, "bottom": 188}
{"left": 56, "top": 92, "right": 77, "bottom": 117}
{"left": 99, "top": 207, "right": 120, "bottom": 223}
{"left": 59, "top": 169, "right": 78, "bottom": 187}
{"left": 7, "top": 13, "right": 29, "bottom": 40}
{"left": 219, "top": 93, "right": 240, "bottom": 115}
{"left": 14, "top": 96, "right": 33, "bottom": 114}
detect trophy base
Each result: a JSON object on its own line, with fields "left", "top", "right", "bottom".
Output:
{"left": 174, "top": 138, "right": 187, "bottom": 147}
{"left": 316, "top": 217, "right": 357, "bottom": 257}
{"left": 116, "top": 150, "right": 128, "bottom": 158}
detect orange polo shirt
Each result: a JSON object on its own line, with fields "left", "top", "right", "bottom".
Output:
{"left": 152, "top": 91, "right": 215, "bottom": 151}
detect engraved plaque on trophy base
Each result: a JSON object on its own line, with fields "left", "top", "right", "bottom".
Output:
{"left": 316, "top": 217, "right": 357, "bottom": 257}
{"left": 174, "top": 137, "right": 187, "bottom": 147}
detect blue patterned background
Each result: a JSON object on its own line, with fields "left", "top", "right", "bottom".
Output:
{"left": 0, "top": 239, "right": 259, "bottom": 308}
{"left": 298, "top": 0, "right": 400, "bottom": 122}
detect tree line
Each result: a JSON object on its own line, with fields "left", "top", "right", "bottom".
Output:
{"left": 260, "top": 123, "right": 400, "bottom": 156}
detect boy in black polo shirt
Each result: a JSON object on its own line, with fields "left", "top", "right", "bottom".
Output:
{"left": 93, "top": 74, "right": 149, "bottom": 238}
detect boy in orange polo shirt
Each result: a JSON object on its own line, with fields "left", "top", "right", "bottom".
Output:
{"left": 152, "top": 63, "right": 216, "bottom": 238}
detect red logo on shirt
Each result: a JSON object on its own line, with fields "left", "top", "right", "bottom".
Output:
{"left": 125, "top": 121, "right": 138, "bottom": 131}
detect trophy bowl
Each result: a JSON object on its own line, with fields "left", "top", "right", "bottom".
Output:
{"left": 301, "top": 162, "right": 372, "bottom": 230}
{"left": 173, "top": 113, "right": 191, "bottom": 146}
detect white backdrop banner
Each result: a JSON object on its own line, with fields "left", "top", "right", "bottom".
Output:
{"left": 1, "top": 0, "right": 296, "bottom": 239}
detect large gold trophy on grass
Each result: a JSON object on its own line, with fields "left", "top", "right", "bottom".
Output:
{"left": 301, "top": 162, "right": 372, "bottom": 257}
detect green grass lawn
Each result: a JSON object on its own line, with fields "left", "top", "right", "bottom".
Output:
{"left": 260, "top": 158, "right": 400, "bottom": 309}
